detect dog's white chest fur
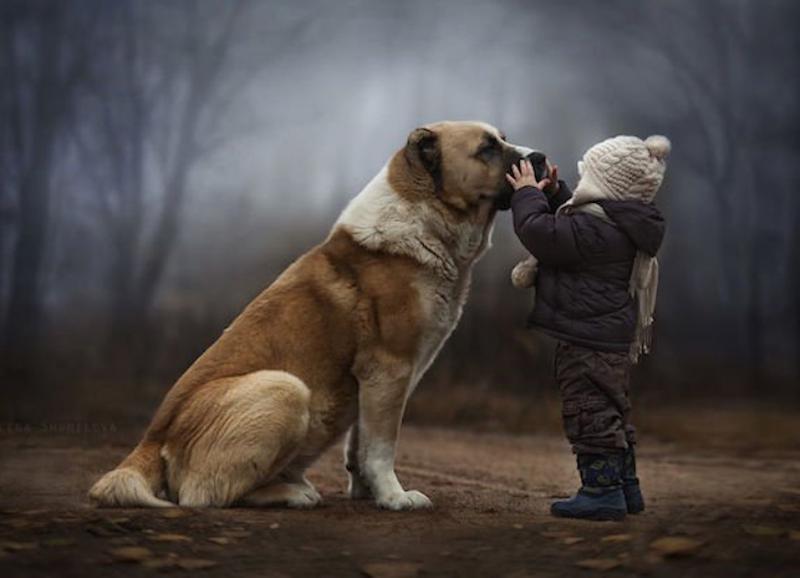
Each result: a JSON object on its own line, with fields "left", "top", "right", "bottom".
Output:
{"left": 337, "top": 166, "right": 492, "bottom": 393}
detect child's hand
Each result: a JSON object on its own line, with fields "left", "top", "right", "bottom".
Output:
{"left": 506, "top": 159, "right": 551, "bottom": 191}
{"left": 543, "top": 162, "right": 560, "bottom": 195}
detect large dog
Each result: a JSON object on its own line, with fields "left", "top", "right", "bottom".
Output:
{"left": 89, "top": 121, "right": 536, "bottom": 510}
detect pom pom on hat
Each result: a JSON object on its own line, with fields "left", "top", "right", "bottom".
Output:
{"left": 644, "top": 135, "right": 671, "bottom": 160}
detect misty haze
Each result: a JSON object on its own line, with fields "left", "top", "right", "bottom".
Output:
{"left": 1, "top": 1, "right": 799, "bottom": 575}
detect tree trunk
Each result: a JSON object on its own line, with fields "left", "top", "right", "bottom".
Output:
{"left": 0, "top": 7, "right": 64, "bottom": 380}
{"left": 1, "top": 160, "right": 51, "bottom": 378}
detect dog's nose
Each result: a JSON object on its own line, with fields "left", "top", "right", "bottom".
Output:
{"left": 526, "top": 151, "right": 546, "bottom": 164}
{"left": 526, "top": 151, "right": 549, "bottom": 181}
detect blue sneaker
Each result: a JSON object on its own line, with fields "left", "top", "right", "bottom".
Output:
{"left": 622, "top": 447, "right": 645, "bottom": 514}
{"left": 551, "top": 453, "right": 627, "bottom": 521}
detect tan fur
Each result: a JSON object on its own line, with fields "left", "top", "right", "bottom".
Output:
{"left": 89, "top": 121, "right": 526, "bottom": 510}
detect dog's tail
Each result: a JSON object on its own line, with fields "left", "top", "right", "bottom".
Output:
{"left": 89, "top": 440, "right": 173, "bottom": 508}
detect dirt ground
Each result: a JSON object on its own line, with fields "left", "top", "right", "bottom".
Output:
{"left": 1, "top": 426, "right": 799, "bottom": 577}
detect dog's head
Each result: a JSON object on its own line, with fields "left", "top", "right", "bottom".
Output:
{"left": 396, "top": 121, "right": 545, "bottom": 212}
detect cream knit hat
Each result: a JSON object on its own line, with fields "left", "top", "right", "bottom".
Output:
{"left": 577, "top": 135, "right": 671, "bottom": 203}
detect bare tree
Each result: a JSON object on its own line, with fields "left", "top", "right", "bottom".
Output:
{"left": 66, "top": 1, "right": 261, "bottom": 370}
{"left": 0, "top": 0, "right": 97, "bottom": 378}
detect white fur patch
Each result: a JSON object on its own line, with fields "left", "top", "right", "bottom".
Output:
{"left": 336, "top": 166, "right": 459, "bottom": 280}
{"left": 513, "top": 144, "right": 534, "bottom": 157}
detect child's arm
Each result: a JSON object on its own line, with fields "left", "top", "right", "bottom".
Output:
{"left": 506, "top": 160, "right": 581, "bottom": 266}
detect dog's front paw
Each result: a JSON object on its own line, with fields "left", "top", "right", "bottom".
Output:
{"left": 376, "top": 490, "right": 433, "bottom": 511}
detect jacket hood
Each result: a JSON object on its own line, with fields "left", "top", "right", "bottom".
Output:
{"left": 598, "top": 200, "right": 665, "bottom": 256}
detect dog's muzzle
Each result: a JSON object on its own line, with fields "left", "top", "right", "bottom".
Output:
{"left": 493, "top": 148, "right": 549, "bottom": 211}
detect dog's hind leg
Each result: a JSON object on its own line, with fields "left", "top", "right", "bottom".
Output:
{"left": 165, "top": 370, "right": 310, "bottom": 508}
{"left": 238, "top": 463, "right": 321, "bottom": 508}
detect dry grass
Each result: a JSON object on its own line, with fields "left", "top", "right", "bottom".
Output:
{"left": 406, "top": 385, "right": 800, "bottom": 453}
{"left": 5, "top": 377, "right": 798, "bottom": 455}
{"left": 406, "top": 386, "right": 563, "bottom": 435}
{"left": 641, "top": 404, "right": 800, "bottom": 453}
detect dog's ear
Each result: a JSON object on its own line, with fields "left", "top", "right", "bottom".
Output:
{"left": 405, "top": 127, "right": 442, "bottom": 191}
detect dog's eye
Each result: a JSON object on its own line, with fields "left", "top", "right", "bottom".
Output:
{"left": 477, "top": 139, "right": 499, "bottom": 161}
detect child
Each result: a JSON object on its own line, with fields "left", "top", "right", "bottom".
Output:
{"left": 505, "top": 135, "right": 669, "bottom": 521}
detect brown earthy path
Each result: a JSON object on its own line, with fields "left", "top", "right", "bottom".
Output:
{"left": 1, "top": 426, "right": 799, "bottom": 577}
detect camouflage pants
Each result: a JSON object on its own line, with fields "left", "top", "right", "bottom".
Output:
{"left": 555, "top": 341, "right": 636, "bottom": 454}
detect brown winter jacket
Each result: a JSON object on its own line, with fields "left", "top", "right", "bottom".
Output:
{"left": 510, "top": 183, "right": 665, "bottom": 353}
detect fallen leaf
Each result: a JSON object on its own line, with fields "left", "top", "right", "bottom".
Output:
{"left": 563, "top": 537, "right": 585, "bottom": 545}
{"left": 575, "top": 558, "right": 620, "bottom": 571}
{"left": 222, "top": 529, "right": 252, "bottom": 538}
{"left": 142, "top": 557, "right": 179, "bottom": 570}
{"left": 149, "top": 533, "right": 193, "bottom": 542}
{"left": 361, "top": 561, "right": 422, "bottom": 578}
{"left": 540, "top": 530, "right": 572, "bottom": 539}
{"left": 161, "top": 509, "right": 191, "bottom": 518}
{"left": 176, "top": 557, "right": 218, "bottom": 570}
{"left": 649, "top": 536, "right": 704, "bottom": 557}
{"left": 512, "top": 523, "right": 524, "bottom": 529}
{"left": 109, "top": 546, "right": 153, "bottom": 562}
{"left": 269, "top": 522, "right": 280, "bottom": 529}
{"left": 602, "top": 534, "right": 632, "bottom": 543}
{"left": 52, "top": 515, "right": 82, "bottom": 524}
{"left": 0, "top": 541, "right": 39, "bottom": 552}
{"left": 208, "top": 536, "right": 233, "bottom": 545}
{"left": 742, "top": 525, "right": 785, "bottom": 537}
{"left": 21, "top": 509, "right": 50, "bottom": 516}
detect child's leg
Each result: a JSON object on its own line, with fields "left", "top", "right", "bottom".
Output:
{"left": 622, "top": 392, "right": 645, "bottom": 514}
{"left": 551, "top": 341, "right": 632, "bottom": 520}
{"left": 554, "top": 341, "right": 631, "bottom": 455}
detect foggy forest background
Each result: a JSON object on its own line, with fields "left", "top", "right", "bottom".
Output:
{"left": 1, "top": 0, "right": 798, "bottom": 429}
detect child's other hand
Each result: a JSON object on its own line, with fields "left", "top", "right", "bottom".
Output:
{"left": 506, "top": 159, "right": 551, "bottom": 191}
{"left": 543, "top": 162, "right": 560, "bottom": 195}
